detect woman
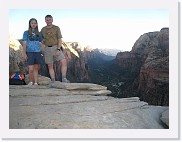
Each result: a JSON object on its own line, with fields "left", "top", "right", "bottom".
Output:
{"left": 22, "top": 18, "right": 44, "bottom": 85}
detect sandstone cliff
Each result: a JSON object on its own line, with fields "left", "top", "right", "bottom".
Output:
{"left": 115, "top": 28, "right": 169, "bottom": 105}
{"left": 9, "top": 36, "right": 27, "bottom": 75}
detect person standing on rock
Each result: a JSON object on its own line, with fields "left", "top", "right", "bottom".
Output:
{"left": 41, "top": 15, "right": 71, "bottom": 83}
{"left": 22, "top": 18, "right": 44, "bottom": 85}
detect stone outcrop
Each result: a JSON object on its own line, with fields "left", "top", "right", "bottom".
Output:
{"left": 115, "top": 28, "right": 169, "bottom": 106}
{"left": 67, "top": 48, "right": 89, "bottom": 82}
{"left": 9, "top": 37, "right": 27, "bottom": 75}
{"left": 9, "top": 78, "right": 169, "bottom": 129}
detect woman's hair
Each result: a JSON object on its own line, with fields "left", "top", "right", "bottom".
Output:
{"left": 28, "top": 18, "right": 40, "bottom": 37}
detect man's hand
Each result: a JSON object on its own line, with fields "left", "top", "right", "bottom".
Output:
{"left": 55, "top": 50, "right": 60, "bottom": 56}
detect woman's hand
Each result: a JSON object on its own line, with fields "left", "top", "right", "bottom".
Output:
{"left": 39, "top": 42, "right": 45, "bottom": 47}
{"left": 23, "top": 53, "right": 28, "bottom": 61}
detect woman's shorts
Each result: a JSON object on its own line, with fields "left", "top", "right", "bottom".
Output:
{"left": 26, "top": 52, "right": 45, "bottom": 65}
{"left": 43, "top": 45, "right": 65, "bottom": 64}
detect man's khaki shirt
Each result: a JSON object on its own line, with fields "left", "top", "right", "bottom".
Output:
{"left": 41, "top": 25, "right": 62, "bottom": 46}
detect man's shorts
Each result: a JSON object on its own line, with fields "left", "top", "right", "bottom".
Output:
{"left": 43, "top": 45, "right": 65, "bottom": 64}
{"left": 26, "top": 52, "right": 45, "bottom": 65}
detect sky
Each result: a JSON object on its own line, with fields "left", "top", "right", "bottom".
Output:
{"left": 9, "top": 9, "right": 169, "bottom": 51}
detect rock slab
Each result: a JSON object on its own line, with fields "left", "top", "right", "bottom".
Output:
{"left": 9, "top": 83, "right": 168, "bottom": 129}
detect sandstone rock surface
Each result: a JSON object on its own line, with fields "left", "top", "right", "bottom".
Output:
{"left": 9, "top": 83, "right": 168, "bottom": 129}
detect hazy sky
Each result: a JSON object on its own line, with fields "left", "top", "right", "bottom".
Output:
{"left": 9, "top": 9, "right": 169, "bottom": 51}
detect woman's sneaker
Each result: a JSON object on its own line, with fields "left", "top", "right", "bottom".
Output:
{"left": 27, "top": 82, "right": 33, "bottom": 86}
{"left": 34, "top": 83, "right": 38, "bottom": 85}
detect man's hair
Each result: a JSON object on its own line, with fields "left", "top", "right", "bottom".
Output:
{"left": 45, "top": 15, "right": 53, "bottom": 19}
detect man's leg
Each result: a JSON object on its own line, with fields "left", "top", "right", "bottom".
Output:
{"left": 44, "top": 47, "right": 55, "bottom": 81}
{"left": 48, "top": 63, "right": 55, "bottom": 81}
{"left": 61, "top": 58, "right": 67, "bottom": 78}
{"left": 61, "top": 58, "right": 70, "bottom": 83}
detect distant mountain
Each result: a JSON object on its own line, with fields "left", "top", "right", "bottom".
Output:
{"left": 95, "top": 48, "right": 122, "bottom": 57}
{"left": 89, "top": 48, "right": 119, "bottom": 61}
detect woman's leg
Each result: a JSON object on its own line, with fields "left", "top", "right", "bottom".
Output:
{"left": 33, "top": 64, "right": 39, "bottom": 84}
{"left": 28, "top": 65, "right": 34, "bottom": 83}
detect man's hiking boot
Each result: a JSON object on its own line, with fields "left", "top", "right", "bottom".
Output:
{"left": 62, "top": 78, "right": 70, "bottom": 83}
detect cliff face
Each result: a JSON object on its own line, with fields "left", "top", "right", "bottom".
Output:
{"left": 115, "top": 28, "right": 169, "bottom": 105}
{"left": 9, "top": 37, "right": 28, "bottom": 75}
{"left": 115, "top": 51, "right": 140, "bottom": 74}
{"left": 67, "top": 46, "right": 89, "bottom": 82}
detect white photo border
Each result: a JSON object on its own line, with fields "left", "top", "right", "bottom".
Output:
{"left": 0, "top": 0, "right": 179, "bottom": 139}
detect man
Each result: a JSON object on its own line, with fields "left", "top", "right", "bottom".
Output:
{"left": 41, "top": 15, "right": 71, "bottom": 83}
